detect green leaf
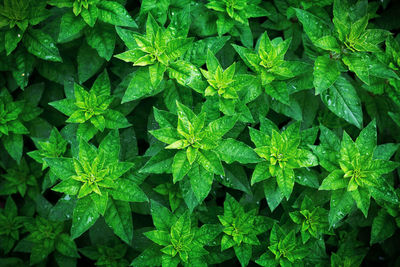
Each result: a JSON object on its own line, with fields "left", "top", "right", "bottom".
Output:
{"left": 45, "top": 157, "right": 75, "bottom": 180}
{"left": 11, "top": 48, "right": 35, "bottom": 88}
{"left": 342, "top": 53, "right": 398, "bottom": 85}
{"left": 36, "top": 59, "right": 76, "bottom": 85}
{"left": 77, "top": 43, "right": 105, "bottom": 83}
{"left": 81, "top": 5, "right": 98, "bottom": 27}
{"left": 329, "top": 189, "right": 354, "bottom": 228}
{"left": 52, "top": 179, "right": 81, "bottom": 195}
{"left": 144, "top": 230, "right": 170, "bottom": 246}
{"left": 221, "top": 164, "right": 252, "bottom": 195}
{"left": 355, "top": 120, "right": 376, "bottom": 154}
{"left": 263, "top": 179, "right": 284, "bottom": 212}
{"left": 276, "top": 168, "right": 295, "bottom": 200}
{"left": 58, "top": 12, "right": 86, "bottom": 43}
{"left": 184, "top": 36, "right": 230, "bottom": 67}
{"left": 369, "top": 182, "right": 398, "bottom": 204}
{"left": 319, "top": 169, "right": 346, "bottom": 190}
{"left": 161, "top": 254, "right": 180, "bottom": 267}
{"left": 150, "top": 128, "right": 181, "bottom": 144}
{"left": 350, "top": 187, "right": 370, "bottom": 218}
{"left": 171, "top": 211, "right": 190, "bottom": 239}
{"left": 86, "top": 23, "right": 116, "bottom": 60}
{"left": 297, "top": 149, "right": 319, "bottom": 167}
{"left": 207, "top": 116, "right": 237, "bottom": 139}
{"left": 49, "top": 195, "right": 77, "bottom": 221}
{"left": 30, "top": 242, "right": 54, "bottom": 265}
{"left": 216, "top": 138, "right": 261, "bottom": 164}
{"left": 294, "top": 8, "right": 335, "bottom": 49}
{"left": 195, "top": 224, "right": 223, "bottom": 245}
{"left": 5, "top": 27, "right": 23, "bottom": 55}
{"left": 115, "top": 26, "right": 138, "bottom": 50}
{"left": 166, "top": 37, "right": 193, "bottom": 61}
{"left": 55, "top": 233, "right": 79, "bottom": 257}
{"left": 172, "top": 150, "right": 191, "bottom": 183}
{"left": 154, "top": 107, "right": 178, "bottom": 128}
{"left": 71, "top": 196, "right": 100, "bottom": 239}
{"left": 150, "top": 201, "right": 175, "bottom": 231}
{"left": 77, "top": 123, "right": 98, "bottom": 141}
{"left": 23, "top": 29, "right": 62, "bottom": 62}
{"left": 122, "top": 68, "right": 164, "bottom": 103}
{"left": 99, "top": 129, "right": 120, "bottom": 161}
{"left": 234, "top": 243, "right": 252, "bottom": 267}
{"left": 313, "top": 55, "right": 340, "bottom": 94}
{"left": 251, "top": 162, "right": 271, "bottom": 185}
{"left": 370, "top": 209, "right": 396, "bottom": 244}
{"left": 131, "top": 247, "right": 162, "bottom": 266}
{"left": 91, "top": 192, "right": 108, "bottom": 215}
{"left": 264, "top": 81, "right": 290, "bottom": 105}
{"left": 256, "top": 251, "right": 276, "bottom": 267}
{"left": 373, "top": 143, "right": 399, "bottom": 161}
{"left": 103, "top": 110, "right": 131, "bottom": 129}
{"left": 321, "top": 76, "right": 363, "bottom": 128}
{"left": 295, "top": 169, "right": 320, "bottom": 189}
{"left": 104, "top": 198, "right": 133, "bottom": 244}
{"left": 197, "top": 149, "right": 224, "bottom": 175}
{"left": 168, "top": 60, "right": 204, "bottom": 90}
{"left": 97, "top": 1, "right": 137, "bottom": 27}
{"left": 3, "top": 134, "right": 23, "bottom": 163}
{"left": 109, "top": 179, "right": 148, "bottom": 203}
{"left": 188, "top": 163, "right": 214, "bottom": 203}
{"left": 140, "top": 149, "right": 175, "bottom": 174}
{"left": 249, "top": 127, "right": 270, "bottom": 147}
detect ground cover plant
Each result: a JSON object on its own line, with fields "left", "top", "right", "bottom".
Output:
{"left": 1, "top": 0, "right": 400, "bottom": 266}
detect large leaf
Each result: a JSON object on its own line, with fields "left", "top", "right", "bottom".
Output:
{"left": 313, "top": 54, "right": 340, "bottom": 94}
{"left": 86, "top": 23, "right": 116, "bottom": 60}
{"left": 71, "top": 196, "right": 100, "bottom": 239}
{"left": 77, "top": 43, "right": 105, "bottom": 83}
{"left": 370, "top": 209, "right": 396, "bottom": 245}
{"left": 58, "top": 12, "right": 86, "bottom": 43}
{"left": 104, "top": 198, "right": 133, "bottom": 244}
{"left": 140, "top": 149, "right": 175, "bottom": 174}
{"left": 321, "top": 76, "right": 363, "bottom": 128}
{"left": 122, "top": 68, "right": 165, "bottom": 103}
{"left": 97, "top": 1, "right": 137, "bottom": 27}
{"left": 23, "top": 29, "right": 62, "bottom": 62}
{"left": 328, "top": 189, "right": 354, "bottom": 228}
{"left": 216, "top": 138, "right": 261, "bottom": 164}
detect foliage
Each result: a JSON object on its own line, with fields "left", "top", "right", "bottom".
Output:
{"left": 1, "top": 0, "right": 400, "bottom": 266}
